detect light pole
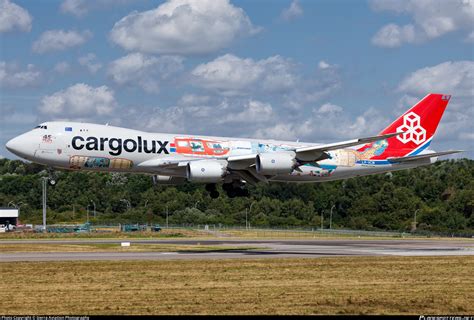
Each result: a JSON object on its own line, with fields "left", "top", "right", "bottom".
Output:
{"left": 330, "top": 205, "right": 335, "bottom": 230}
{"left": 90, "top": 200, "right": 96, "bottom": 218}
{"left": 247, "top": 201, "right": 256, "bottom": 230}
{"left": 321, "top": 210, "right": 324, "bottom": 230}
{"left": 86, "top": 205, "right": 90, "bottom": 223}
{"left": 41, "top": 177, "right": 48, "bottom": 233}
{"left": 413, "top": 209, "right": 420, "bottom": 232}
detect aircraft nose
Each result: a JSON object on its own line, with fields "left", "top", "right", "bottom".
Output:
{"left": 6, "top": 136, "right": 21, "bottom": 153}
{"left": 6, "top": 134, "right": 31, "bottom": 158}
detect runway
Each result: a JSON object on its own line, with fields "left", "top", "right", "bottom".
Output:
{"left": 1, "top": 239, "right": 473, "bottom": 262}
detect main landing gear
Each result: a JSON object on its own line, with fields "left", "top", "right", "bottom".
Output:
{"left": 205, "top": 182, "right": 250, "bottom": 198}
{"left": 205, "top": 184, "right": 220, "bottom": 199}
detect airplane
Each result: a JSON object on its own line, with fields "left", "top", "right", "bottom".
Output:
{"left": 5, "top": 93, "right": 461, "bottom": 198}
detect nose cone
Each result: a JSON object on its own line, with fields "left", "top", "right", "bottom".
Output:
{"left": 6, "top": 134, "right": 32, "bottom": 159}
{"left": 6, "top": 137, "right": 20, "bottom": 153}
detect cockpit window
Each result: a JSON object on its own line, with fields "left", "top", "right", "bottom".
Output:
{"left": 34, "top": 125, "right": 47, "bottom": 129}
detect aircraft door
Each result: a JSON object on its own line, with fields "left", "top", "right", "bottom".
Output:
{"left": 35, "top": 133, "right": 69, "bottom": 166}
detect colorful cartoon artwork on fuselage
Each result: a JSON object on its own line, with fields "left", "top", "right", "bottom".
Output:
{"left": 253, "top": 142, "right": 296, "bottom": 153}
{"left": 357, "top": 139, "right": 389, "bottom": 158}
{"left": 69, "top": 155, "right": 133, "bottom": 170}
{"left": 174, "top": 137, "right": 230, "bottom": 156}
{"left": 330, "top": 139, "right": 389, "bottom": 167}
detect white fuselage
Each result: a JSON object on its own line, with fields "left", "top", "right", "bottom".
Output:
{"left": 6, "top": 121, "right": 433, "bottom": 183}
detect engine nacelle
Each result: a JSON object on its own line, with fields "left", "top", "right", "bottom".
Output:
{"left": 256, "top": 152, "right": 296, "bottom": 175}
{"left": 186, "top": 160, "right": 227, "bottom": 183}
{"left": 152, "top": 175, "right": 186, "bottom": 185}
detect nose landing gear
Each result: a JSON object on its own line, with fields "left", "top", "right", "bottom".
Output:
{"left": 46, "top": 167, "right": 57, "bottom": 186}
{"left": 205, "top": 183, "right": 220, "bottom": 199}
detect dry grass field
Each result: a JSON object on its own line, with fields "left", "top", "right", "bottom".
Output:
{"left": 1, "top": 256, "right": 472, "bottom": 315}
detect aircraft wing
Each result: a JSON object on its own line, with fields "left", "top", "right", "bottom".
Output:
{"left": 138, "top": 156, "right": 203, "bottom": 168}
{"left": 294, "top": 132, "right": 400, "bottom": 161}
{"left": 138, "top": 132, "right": 402, "bottom": 179}
{"left": 137, "top": 156, "right": 203, "bottom": 175}
{"left": 387, "top": 150, "right": 463, "bottom": 163}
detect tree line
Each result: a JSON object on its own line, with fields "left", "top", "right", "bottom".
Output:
{"left": 0, "top": 158, "right": 472, "bottom": 233}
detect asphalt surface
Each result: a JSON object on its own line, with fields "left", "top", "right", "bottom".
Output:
{"left": 1, "top": 239, "right": 473, "bottom": 262}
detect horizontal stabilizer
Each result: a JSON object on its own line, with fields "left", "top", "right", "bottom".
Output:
{"left": 387, "top": 150, "right": 462, "bottom": 163}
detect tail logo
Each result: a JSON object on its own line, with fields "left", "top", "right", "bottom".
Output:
{"left": 396, "top": 112, "right": 426, "bottom": 145}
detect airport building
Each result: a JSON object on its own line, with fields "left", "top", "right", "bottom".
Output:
{"left": 0, "top": 208, "right": 19, "bottom": 227}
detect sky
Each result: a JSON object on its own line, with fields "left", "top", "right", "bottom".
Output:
{"left": 0, "top": 0, "right": 473, "bottom": 159}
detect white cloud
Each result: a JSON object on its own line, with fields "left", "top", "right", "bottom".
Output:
{"left": 370, "top": 0, "right": 474, "bottom": 47}
{"left": 60, "top": 0, "right": 87, "bottom": 17}
{"left": 465, "top": 31, "right": 474, "bottom": 43}
{"left": 398, "top": 61, "right": 474, "bottom": 97}
{"left": 0, "top": 0, "right": 32, "bottom": 33}
{"left": 281, "top": 0, "right": 303, "bottom": 21}
{"left": 128, "top": 97, "right": 276, "bottom": 137}
{"left": 397, "top": 60, "right": 474, "bottom": 150}
{"left": 221, "top": 100, "right": 274, "bottom": 123}
{"left": 78, "top": 53, "right": 102, "bottom": 74}
{"left": 177, "top": 94, "right": 211, "bottom": 106}
{"left": 316, "top": 103, "right": 343, "bottom": 114}
{"left": 0, "top": 61, "right": 41, "bottom": 88}
{"left": 110, "top": 0, "right": 260, "bottom": 55}
{"left": 39, "top": 83, "right": 116, "bottom": 116}
{"left": 255, "top": 105, "right": 388, "bottom": 141}
{"left": 0, "top": 109, "right": 37, "bottom": 124}
{"left": 53, "top": 61, "right": 71, "bottom": 74}
{"left": 108, "top": 53, "right": 184, "bottom": 93}
{"left": 371, "top": 23, "right": 416, "bottom": 48}
{"left": 318, "top": 60, "right": 337, "bottom": 70}
{"left": 60, "top": 0, "right": 137, "bottom": 17}
{"left": 191, "top": 54, "right": 297, "bottom": 95}
{"left": 32, "top": 29, "right": 92, "bottom": 54}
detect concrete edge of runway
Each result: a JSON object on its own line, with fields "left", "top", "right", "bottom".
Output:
{"left": 1, "top": 238, "right": 473, "bottom": 262}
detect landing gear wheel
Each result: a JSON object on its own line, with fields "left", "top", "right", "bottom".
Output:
{"left": 226, "top": 189, "right": 236, "bottom": 198}
{"left": 205, "top": 183, "right": 216, "bottom": 192}
{"left": 210, "top": 190, "right": 220, "bottom": 199}
{"left": 223, "top": 181, "right": 249, "bottom": 198}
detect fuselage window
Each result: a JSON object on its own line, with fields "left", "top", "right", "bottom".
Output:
{"left": 177, "top": 141, "right": 188, "bottom": 147}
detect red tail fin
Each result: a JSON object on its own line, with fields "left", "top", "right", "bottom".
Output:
{"left": 357, "top": 93, "right": 450, "bottom": 159}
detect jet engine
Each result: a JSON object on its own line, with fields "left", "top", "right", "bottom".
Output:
{"left": 256, "top": 152, "right": 297, "bottom": 175}
{"left": 152, "top": 175, "right": 186, "bottom": 185}
{"left": 186, "top": 160, "right": 228, "bottom": 183}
